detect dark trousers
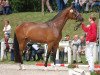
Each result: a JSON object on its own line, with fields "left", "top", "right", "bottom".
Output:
{"left": 74, "top": 3, "right": 80, "bottom": 12}
{"left": 3, "top": 6, "right": 11, "bottom": 15}
{"left": 56, "top": 0, "right": 66, "bottom": 12}
{"left": 10, "top": 49, "right": 14, "bottom": 61}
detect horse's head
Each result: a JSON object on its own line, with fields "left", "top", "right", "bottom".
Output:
{"left": 67, "top": 6, "right": 84, "bottom": 30}
{"left": 67, "top": 6, "right": 84, "bottom": 22}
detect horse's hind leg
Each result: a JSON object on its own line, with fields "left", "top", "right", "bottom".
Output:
{"left": 44, "top": 43, "right": 53, "bottom": 67}
{"left": 18, "top": 40, "right": 27, "bottom": 70}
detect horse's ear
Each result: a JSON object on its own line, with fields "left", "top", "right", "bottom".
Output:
{"left": 69, "top": 4, "right": 74, "bottom": 13}
{"left": 70, "top": 5, "right": 73, "bottom": 8}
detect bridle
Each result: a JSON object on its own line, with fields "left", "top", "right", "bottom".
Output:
{"left": 74, "top": 10, "right": 80, "bottom": 21}
{"left": 73, "top": 9, "right": 82, "bottom": 31}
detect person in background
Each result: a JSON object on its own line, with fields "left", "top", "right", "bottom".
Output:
{"left": 2, "top": 0, "right": 11, "bottom": 15}
{"left": 79, "top": 36, "right": 86, "bottom": 54}
{"left": 71, "top": 35, "right": 82, "bottom": 63}
{"left": 63, "top": 34, "right": 71, "bottom": 63}
{"left": 79, "top": 0, "right": 86, "bottom": 13}
{"left": 0, "top": 0, "right": 3, "bottom": 15}
{"left": 3, "top": 20, "right": 11, "bottom": 50}
{"left": 42, "top": 0, "right": 53, "bottom": 13}
{"left": 81, "top": 15, "right": 97, "bottom": 73}
{"left": 56, "top": 0, "right": 67, "bottom": 12}
{"left": 85, "top": 0, "right": 94, "bottom": 13}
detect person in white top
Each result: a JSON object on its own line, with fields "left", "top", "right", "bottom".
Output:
{"left": 71, "top": 34, "right": 82, "bottom": 63}
{"left": 3, "top": 20, "right": 11, "bottom": 49}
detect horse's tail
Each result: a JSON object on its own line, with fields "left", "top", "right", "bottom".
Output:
{"left": 14, "top": 33, "right": 23, "bottom": 64}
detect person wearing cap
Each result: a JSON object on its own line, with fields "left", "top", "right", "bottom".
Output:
{"left": 81, "top": 15, "right": 97, "bottom": 73}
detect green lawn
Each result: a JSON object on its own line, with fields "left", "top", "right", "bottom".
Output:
{"left": 0, "top": 12, "right": 99, "bottom": 39}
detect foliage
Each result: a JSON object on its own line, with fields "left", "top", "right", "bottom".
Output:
{"left": 9, "top": 0, "right": 74, "bottom": 12}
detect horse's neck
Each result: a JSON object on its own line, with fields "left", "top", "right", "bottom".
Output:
{"left": 49, "top": 11, "right": 69, "bottom": 32}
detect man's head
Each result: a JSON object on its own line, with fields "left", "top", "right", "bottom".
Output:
{"left": 89, "top": 14, "right": 96, "bottom": 22}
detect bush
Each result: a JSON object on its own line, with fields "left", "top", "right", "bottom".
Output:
{"left": 9, "top": 0, "right": 73, "bottom": 12}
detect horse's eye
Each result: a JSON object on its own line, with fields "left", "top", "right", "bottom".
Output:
{"left": 70, "top": 9, "right": 73, "bottom": 13}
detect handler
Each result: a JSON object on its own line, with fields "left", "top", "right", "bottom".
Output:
{"left": 81, "top": 15, "right": 97, "bottom": 72}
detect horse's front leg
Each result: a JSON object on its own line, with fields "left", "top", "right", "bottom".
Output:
{"left": 44, "top": 43, "right": 53, "bottom": 67}
{"left": 52, "top": 43, "right": 59, "bottom": 65}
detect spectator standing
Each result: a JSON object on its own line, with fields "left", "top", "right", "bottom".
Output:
{"left": 56, "top": 0, "right": 67, "bottom": 12}
{"left": 79, "top": 0, "right": 86, "bottom": 13}
{"left": 85, "top": 0, "right": 94, "bottom": 12}
{"left": 71, "top": 35, "right": 82, "bottom": 63}
{"left": 0, "top": 0, "right": 3, "bottom": 15}
{"left": 42, "top": 0, "right": 53, "bottom": 13}
{"left": 81, "top": 15, "right": 97, "bottom": 73}
{"left": 2, "top": 0, "right": 11, "bottom": 15}
{"left": 73, "top": 0, "right": 80, "bottom": 12}
{"left": 32, "top": 43, "right": 44, "bottom": 61}
{"left": 3, "top": 20, "right": 11, "bottom": 50}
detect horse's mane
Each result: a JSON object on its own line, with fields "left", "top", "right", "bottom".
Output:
{"left": 45, "top": 7, "right": 69, "bottom": 23}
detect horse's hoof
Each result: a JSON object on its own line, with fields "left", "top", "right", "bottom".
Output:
{"left": 22, "top": 66, "right": 26, "bottom": 70}
{"left": 18, "top": 68, "right": 22, "bottom": 70}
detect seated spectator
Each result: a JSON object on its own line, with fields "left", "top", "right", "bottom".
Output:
{"left": 36, "top": 44, "right": 44, "bottom": 61}
{"left": 85, "top": 0, "right": 94, "bottom": 12}
{"left": 63, "top": 35, "right": 71, "bottom": 63}
{"left": 23, "top": 42, "right": 33, "bottom": 61}
{"left": 71, "top": 35, "right": 82, "bottom": 63}
{"left": 91, "top": 0, "right": 100, "bottom": 12}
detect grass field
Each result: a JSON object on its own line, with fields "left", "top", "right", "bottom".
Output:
{"left": 0, "top": 12, "right": 99, "bottom": 39}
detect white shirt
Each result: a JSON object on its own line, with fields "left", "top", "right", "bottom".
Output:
{"left": 3, "top": 24, "right": 11, "bottom": 34}
{"left": 32, "top": 44, "right": 39, "bottom": 50}
{"left": 71, "top": 39, "right": 81, "bottom": 46}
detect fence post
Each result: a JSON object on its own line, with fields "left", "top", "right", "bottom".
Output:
{"left": 1, "top": 42, "right": 6, "bottom": 61}
{"left": 98, "top": 16, "right": 100, "bottom": 63}
{"left": 68, "top": 46, "right": 71, "bottom": 64}
{"left": 55, "top": 49, "right": 60, "bottom": 64}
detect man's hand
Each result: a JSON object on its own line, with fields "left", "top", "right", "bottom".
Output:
{"left": 86, "top": 41, "right": 90, "bottom": 44}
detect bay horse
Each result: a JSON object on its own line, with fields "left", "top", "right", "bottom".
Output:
{"left": 14, "top": 6, "right": 83, "bottom": 69}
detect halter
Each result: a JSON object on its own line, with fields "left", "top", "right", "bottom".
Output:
{"left": 74, "top": 10, "right": 82, "bottom": 31}
{"left": 74, "top": 10, "right": 80, "bottom": 21}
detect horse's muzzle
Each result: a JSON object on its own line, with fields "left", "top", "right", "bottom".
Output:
{"left": 76, "top": 17, "right": 84, "bottom": 22}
